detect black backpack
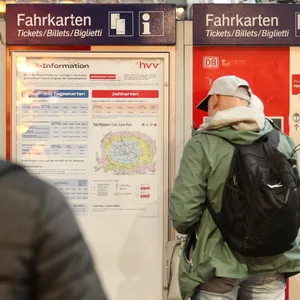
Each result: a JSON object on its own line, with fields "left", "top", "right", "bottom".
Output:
{"left": 205, "top": 127, "right": 300, "bottom": 257}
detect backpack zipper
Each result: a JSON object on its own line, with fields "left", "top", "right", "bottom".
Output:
{"left": 233, "top": 175, "right": 238, "bottom": 186}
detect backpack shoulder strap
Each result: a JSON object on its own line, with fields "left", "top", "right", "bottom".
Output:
{"left": 266, "top": 118, "right": 282, "bottom": 132}
{"left": 263, "top": 129, "right": 280, "bottom": 147}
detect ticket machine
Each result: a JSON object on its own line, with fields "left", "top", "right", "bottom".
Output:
{"left": 191, "top": 4, "right": 300, "bottom": 298}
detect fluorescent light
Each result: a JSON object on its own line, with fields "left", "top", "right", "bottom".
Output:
{"left": 0, "top": 1, "right": 5, "bottom": 13}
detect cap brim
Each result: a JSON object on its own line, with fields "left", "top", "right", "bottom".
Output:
{"left": 196, "top": 95, "right": 210, "bottom": 112}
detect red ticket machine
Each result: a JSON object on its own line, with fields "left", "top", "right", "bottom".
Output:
{"left": 193, "top": 46, "right": 289, "bottom": 132}
{"left": 192, "top": 4, "right": 300, "bottom": 299}
{"left": 193, "top": 46, "right": 290, "bottom": 298}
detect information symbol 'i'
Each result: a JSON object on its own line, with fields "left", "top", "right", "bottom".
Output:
{"left": 142, "top": 13, "right": 151, "bottom": 35}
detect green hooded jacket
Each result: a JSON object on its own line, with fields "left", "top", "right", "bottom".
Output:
{"left": 169, "top": 120, "right": 300, "bottom": 300}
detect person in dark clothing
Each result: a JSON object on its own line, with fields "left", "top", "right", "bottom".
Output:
{"left": 0, "top": 161, "right": 107, "bottom": 300}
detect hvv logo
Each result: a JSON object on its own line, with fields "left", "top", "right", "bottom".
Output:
{"left": 139, "top": 11, "right": 164, "bottom": 37}
{"left": 137, "top": 61, "right": 160, "bottom": 69}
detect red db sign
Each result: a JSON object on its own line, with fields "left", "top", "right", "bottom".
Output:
{"left": 203, "top": 56, "right": 219, "bottom": 68}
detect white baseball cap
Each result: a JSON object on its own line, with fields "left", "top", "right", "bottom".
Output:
{"left": 197, "top": 75, "right": 252, "bottom": 112}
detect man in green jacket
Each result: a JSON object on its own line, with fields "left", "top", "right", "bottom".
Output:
{"left": 169, "top": 75, "right": 300, "bottom": 300}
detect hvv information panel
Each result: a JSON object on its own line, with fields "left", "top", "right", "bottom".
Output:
{"left": 11, "top": 52, "right": 169, "bottom": 300}
{"left": 12, "top": 53, "right": 165, "bottom": 218}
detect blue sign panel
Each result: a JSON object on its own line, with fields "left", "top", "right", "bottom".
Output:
{"left": 6, "top": 4, "right": 176, "bottom": 45}
{"left": 192, "top": 4, "right": 300, "bottom": 45}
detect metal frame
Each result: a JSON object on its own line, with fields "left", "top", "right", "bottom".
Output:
{"left": 184, "top": 21, "right": 193, "bottom": 145}
{"left": 0, "top": 21, "right": 6, "bottom": 158}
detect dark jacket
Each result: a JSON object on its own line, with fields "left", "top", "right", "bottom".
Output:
{"left": 0, "top": 161, "right": 107, "bottom": 300}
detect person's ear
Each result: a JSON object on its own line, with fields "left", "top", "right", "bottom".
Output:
{"left": 212, "top": 94, "right": 219, "bottom": 108}
{"left": 208, "top": 94, "right": 219, "bottom": 116}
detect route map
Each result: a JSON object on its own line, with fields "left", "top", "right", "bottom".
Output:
{"left": 95, "top": 131, "right": 157, "bottom": 175}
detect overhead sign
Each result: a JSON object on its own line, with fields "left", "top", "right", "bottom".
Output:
{"left": 192, "top": 4, "right": 300, "bottom": 45}
{"left": 6, "top": 4, "right": 176, "bottom": 45}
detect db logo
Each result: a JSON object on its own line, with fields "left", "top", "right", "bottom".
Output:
{"left": 203, "top": 57, "right": 219, "bottom": 68}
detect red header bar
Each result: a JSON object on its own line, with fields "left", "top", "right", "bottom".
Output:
{"left": 92, "top": 90, "right": 159, "bottom": 98}
{"left": 292, "top": 75, "right": 300, "bottom": 95}
{"left": 90, "top": 74, "right": 116, "bottom": 80}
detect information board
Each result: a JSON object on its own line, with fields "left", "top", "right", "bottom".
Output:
{"left": 11, "top": 52, "right": 169, "bottom": 300}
